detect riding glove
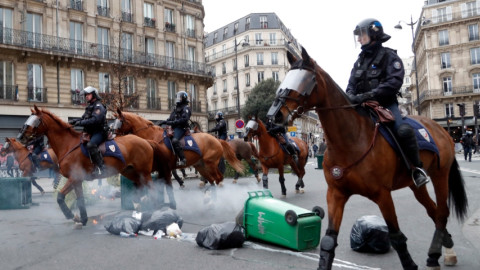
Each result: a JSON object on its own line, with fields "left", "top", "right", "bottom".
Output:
{"left": 68, "top": 119, "right": 78, "bottom": 126}
{"left": 348, "top": 92, "right": 375, "bottom": 104}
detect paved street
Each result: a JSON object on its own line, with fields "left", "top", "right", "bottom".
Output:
{"left": 1, "top": 154, "right": 479, "bottom": 270}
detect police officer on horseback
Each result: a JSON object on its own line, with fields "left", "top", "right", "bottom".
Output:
{"left": 266, "top": 118, "right": 298, "bottom": 163}
{"left": 346, "top": 18, "right": 428, "bottom": 187}
{"left": 209, "top": 111, "right": 228, "bottom": 140}
{"left": 158, "top": 91, "right": 191, "bottom": 166}
{"left": 68, "top": 86, "right": 107, "bottom": 177}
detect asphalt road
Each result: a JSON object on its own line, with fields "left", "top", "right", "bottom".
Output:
{"left": 1, "top": 154, "right": 479, "bottom": 270}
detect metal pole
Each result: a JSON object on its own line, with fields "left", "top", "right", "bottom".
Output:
{"left": 235, "top": 37, "right": 241, "bottom": 119}
{"left": 56, "top": 0, "right": 60, "bottom": 104}
{"left": 410, "top": 15, "right": 421, "bottom": 116}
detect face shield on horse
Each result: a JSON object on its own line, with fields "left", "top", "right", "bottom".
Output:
{"left": 267, "top": 47, "right": 467, "bottom": 270}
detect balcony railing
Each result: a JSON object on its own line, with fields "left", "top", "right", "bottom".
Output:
{"left": 191, "top": 100, "right": 201, "bottom": 112}
{"left": 205, "top": 39, "right": 291, "bottom": 62}
{"left": 28, "top": 87, "right": 47, "bottom": 103}
{"left": 165, "top": 22, "right": 176, "bottom": 33}
{"left": 186, "top": 29, "right": 196, "bottom": 38}
{"left": 147, "top": 97, "right": 161, "bottom": 110}
{"left": 70, "top": 0, "right": 83, "bottom": 11}
{"left": 419, "top": 85, "right": 480, "bottom": 104}
{"left": 121, "top": 11, "right": 133, "bottom": 23}
{"left": 124, "top": 94, "right": 139, "bottom": 109}
{"left": 0, "top": 27, "right": 214, "bottom": 77}
{"left": 207, "top": 105, "right": 245, "bottom": 119}
{"left": 144, "top": 17, "right": 156, "bottom": 28}
{"left": 0, "top": 84, "right": 18, "bottom": 101}
{"left": 71, "top": 89, "right": 85, "bottom": 105}
{"left": 97, "top": 6, "right": 110, "bottom": 17}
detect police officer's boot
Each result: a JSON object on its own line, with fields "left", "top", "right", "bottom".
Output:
{"left": 87, "top": 142, "right": 105, "bottom": 178}
{"left": 286, "top": 143, "right": 298, "bottom": 164}
{"left": 30, "top": 154, "right": 40, "bottom": 172}
{"left": 397, "top": 124, "right": 429, "bottom": 188}
{"left": 172, "top": 138, "right": 186, "bottom": 166}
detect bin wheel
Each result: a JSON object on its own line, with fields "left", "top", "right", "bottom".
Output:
{"left": 312, "top": 206, "right": 325, "bottom": 219}
{"left": 285, "top": 210, "right": 297, "bottom": 225}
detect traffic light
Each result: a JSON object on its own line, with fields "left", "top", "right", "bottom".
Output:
{"left": 474, "top": 104, "right": 480, "bottom": 117}
{"left": 457, "top": 103, "right": 465, "bottom": 116}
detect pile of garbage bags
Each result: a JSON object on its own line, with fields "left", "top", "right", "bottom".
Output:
{"left": 350, "top": 215, "right": 390, "bottom": 253}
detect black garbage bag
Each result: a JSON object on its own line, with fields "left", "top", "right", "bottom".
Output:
{"left": 196, "top": 221, "right": 245, "bottom": 250}
{"left": 104, "top": 215, "right": 142, "bottom": 235}
{"left": 350, "top": 215, "right": 390, "bottom": 253}
{"left": 140, "top": 209, "right": 183, "bottom": 234}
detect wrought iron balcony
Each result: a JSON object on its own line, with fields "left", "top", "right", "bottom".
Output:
{"left": 144, "top": 17, "right": 156, "bottom": 28}
{"left": 71, "top": 89, "right": 85, "bottom": 105}
{"left": 28, "top": 87, "right": 47, "bottom": 103}
{"left": 191, "top": 100, "right": 201, "bottom": 113}
{"left": 147, "top": 97, "right": 161, "bottom": 110}
{"left": 186, "top": 29, "right": 196, "bottom": 38}
{"left": 121, "top": 11, "right": 133, "bottom": 23}
{"left": 207, "top": 105, "right": 245, "bottom": 119}
{"left": 0, "top": 84, "right": 18, "bottom": 101}
{"left": 97, "top": 6, "right": 110, "bottom": 17}
{"left": 0, "top": 27, "right": 214, "bottom": 77}
{"left": 70, "top": 0, "right": 83, "bottom": 11}
{"left": 165, "top": 22, "right": 176, "bottom": 33}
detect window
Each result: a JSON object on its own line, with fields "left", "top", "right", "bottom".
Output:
{"left": 167, "top": 81, "right": 176, "bottom": 109}
{"left": 97, "top": 0, "right": 109, "bottom": 17}
{"left": 0, "top": 61, "right": 14, "bottom": 100}
{"left": 213, "top": 101, "right": 217, "bottom": 111}
{"left": 233, "top": 58, "right": 237, "bottom": 71}
{"left": 463, "top": 1, "right": 478, "bottom": 17}
{"left": 98, "top": 72, "right": 110, "bottom": 93}
{"left": 0, "top": 8, "right": 13, "bottom": 44}
{"left": 441, "top": 52, "right": 451, "bottom": 69}
{"left": 164, "top": 8, "right": 173, "bottom": 24}
{"left": 166, "top": 41, "right": 174, "bottom": 68}
{"left": 223, "top": 27, "right": 228, "bottom": 38}
{"left": 245, "top": 73, "right": 250, "bottom": 86}
{"left": 70, "top": 69, "right": 83, "bottom": 92}
{"left": 260, "top": 16, "right": 268, "bottom": 28}
{"left": 70, "top": 21, "right": 83, "bottom": 53}
{"left": 439, "top": 30, "right": 449, "bottom": 46}
{"left": 471, "top": 47, "right": 480, "bottom": 65}
{"left": 121, "top": 32, "right": 133, "bottom": 62}
{"left": 27, "top": 13, "right": 42, "bottom": 48}
{"left": 257, "top": 71, "right": 264, "bottom": 82}
{"left": 213, "top": 32, "right": 218, "bottom": 42}
{"left": 146, "top": 78, "right": 158, "bottom": 110}
{"left": 145, "top": 37, "right": 155, "bottom": 63}
{"left": 271, "top": 52, "right": 278, "bottom": 65}
{"left": 269, "top": 33, "right": 276, "bottom": 45}
{"left": 28, "top": 64, "right": 44, "bottom": 102}
{"left": 234, "top": 22, "right": 238, "bottom": 34}
{"left": 223, "top": 79, "right": 227, "bottom": 92}
{"left": 123, "top": 76, "right": 135, "bottom": 95}
{"left": 445, "top": 103, "right": 454, "bottom": 117}
{"left": 187, "top": 46, "right": 195, "bottom": 69}
{"left": 244, "top": 35, "right": 249, "bottom": 44}
{"left": 244, "top": 54, "right": 249, "bottom": 67}
{"left": 443, "top": 76, "right": 452, "bottom": 95}
{"left": 256, "top": 53, "right": 264, "bottom": 65}
{"left": 213, "top": 82, "right": 217, "bottom": 95}
{"left": 473, "top": 73, "right": 480, "bottom": 92}
{"left": 272, "top": 71, "right": 279, "bottom": 81}
{"left": 469, "top": 24, "right": 479, "bottom": 41}
{"left": 222, "top": 62, "right": 226, "bottom": 74}
{"left": 234, "top": 76, "right": 238, "bottom": 89}
{"left": 190, "top": 83, "right": 199, "bottom": 111}
{"left": 143, "top": 2, "right": 155, "bottom": 27}
{"left": 255, "top": 33, "right": 262, "bottom": 45}
{"left": 186, "top": 15, "right": 195, "bottom": 38}
{"left": 97, "top": 27, "right": 109, "bottom": 58}
{"left": 245, "top": 17, "right": 250, "bottom": 30}
{"left": 223, "top": 99, "right": 228, "bottom": 109}
{"left": 437, "top": 7, "right": 448, "bottom": 23}
{"left": 121, "top": 0, "right": 132, "bottom": 22}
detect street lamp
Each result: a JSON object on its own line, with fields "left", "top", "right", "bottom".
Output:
{"left": 395, "top": 15, "right": 430, "bottom": 116}
{"left": 234, "top": 36, "right": 249, "bottom": 119}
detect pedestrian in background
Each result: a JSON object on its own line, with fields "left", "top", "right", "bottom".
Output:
{"left": 460, "top": 131, "right": 475, "bottom": 162}
{"left": 6, "top": 154, "right": 14, "bottom": 177}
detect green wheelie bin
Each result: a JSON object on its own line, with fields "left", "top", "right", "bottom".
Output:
{"left": 316, "top": 155, "right": 324, "bottom": 169}
{"left": 242, "top": 190, "right": 324, "bottom": 251}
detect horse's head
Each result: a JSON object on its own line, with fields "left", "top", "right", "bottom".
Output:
{"left": 244, "top": 116, "right": 265, "bottom": 140}
{"left": 0, "top": 138, "right": 13, "bottom": 157}
{"left": 112, "top": 108, "right": 134, "bottom": 135}
{"left": 17, "top": 105, "right": 45, "bottom": 144}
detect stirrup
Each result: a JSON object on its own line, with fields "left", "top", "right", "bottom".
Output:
{"left": 412, "top": 167, "right": 429, "bottom": 188}
{"left": 176, "top": 159, "right": 186, "bottom": 167}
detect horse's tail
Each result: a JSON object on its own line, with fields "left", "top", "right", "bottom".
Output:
{"left": 248, "top": 142, "right": 259, "bottom": 159}
{"left": 448, "top": 158, "right": 469, "bottom": 222}
{"left": 219, "top": 140, "right": 245, "bottom": 173}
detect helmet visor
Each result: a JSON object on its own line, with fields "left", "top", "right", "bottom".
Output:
{"left": 353, "top": 26, "right": 370, "bottom": 48}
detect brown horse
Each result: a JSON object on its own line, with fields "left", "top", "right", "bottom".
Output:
{"left": 17, "top": 105, "right": 168, "bottom": 227}
{"left": 267, "top": 47, "right": 468, "bottom": 270}
{"left": 0, "top": 137, "right": 60, "bottom": 192}
{"left": 112, "top": 109, "right": 244, "bottom": 187}
{"left": 244, "top": 117, "right": 308, "bottom": 197}
{"left": 228, "top": 139, "right": 261, "bottom": 184}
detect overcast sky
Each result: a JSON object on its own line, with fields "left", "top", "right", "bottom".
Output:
{"left": 203, "top": 0, "right": 425, "bottom": 89}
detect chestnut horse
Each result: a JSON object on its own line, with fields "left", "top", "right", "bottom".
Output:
{"left": 267, "top": 47, "right": 468, "bottom": 270}
{"left": 228, "top": 139, "right": 261, "bottom": 184}
{"left": 0, "top": 137, "right": 61, "bottom": 191}
{"left": 17, "top": 105, "right": 167, "bottom": 226}
{"left": 112, "top": 109, "right": 244, "bottom": 187}
{"left": 244, "top": 117, "right": 308, "bottom": 197}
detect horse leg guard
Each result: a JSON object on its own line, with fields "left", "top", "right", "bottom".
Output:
{"left": 318, "top": 229, "right": 338, "bottom": 270}
{"left": 76, "top": 198, "right": 88, "bottom": 225}
{"left": 262, "top": 174, "right": 268, "bottom": 189}
{"left": 426, "top": 229, "right": 453, "bottom": 268}
{"left": 56, "top": 192, "right": 74, "bottom": 219}
{"left": 390, "top": 231, "right": 418, "bottom": 270}
{"left": 279, "top": 175, "right": 286, "bottom": 196}
{"left": 218, "top": 157, "right": 226, "bottom": 174}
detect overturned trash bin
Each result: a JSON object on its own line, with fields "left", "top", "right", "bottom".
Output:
{"left": 0, "top": 177, "right": 32, "bottom": 209}
{"left": 242, "top": 190, "right": 323, "bottom": 251}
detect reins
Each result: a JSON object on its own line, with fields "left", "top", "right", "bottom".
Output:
{"left": 341, "top": 122, "right": 380, "bottom": 172}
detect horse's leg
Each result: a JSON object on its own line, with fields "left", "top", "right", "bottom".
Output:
{"left": 318, "top": 187, "right": 348, "bottom": 270}
{"left": 376, "top": 190, "right": 418, "bottom": 270}
{"left": 57, "top": 179, "right": 75, "bottom": 220}
{"left": 165, "top": 182, "right": 176, "bottom": 209}
{"left": 261, "top": 165, "right": 269, "bottom": 189}
{"left": 278, "top": 167, "right": 287, "bottom": 197}
{"left": 53, "top": 172, "right": 60, "bottom": 190}
{"left": 73, "top": 181, "right": 88, "bottom": 226}
{"left": 246, "top": 158, "right": 260, "bottom": 183}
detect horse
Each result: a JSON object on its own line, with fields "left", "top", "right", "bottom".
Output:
{"left": 228, "top": 139, "right": 261, "bottom": 184}
{"left": 244, "top": 117, "right": 308, "bottom": 197}
{"left": 0, "top": 137, "right": 61, "bottom": 192}
{"left": 112, "top": 109, "right": 245, "bottom": 188}
{"left": 17, "top": 105, "right": 169, "bottom": 227}
{"left": 266, "top": 47, "right": 468, "bottom": 270}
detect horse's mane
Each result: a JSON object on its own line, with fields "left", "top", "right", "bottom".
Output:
{"left": 39, "top": 108, "right": 80, "bottom": 137}
{"left": 124, "top": 111, "right": 154, "bottom": 126}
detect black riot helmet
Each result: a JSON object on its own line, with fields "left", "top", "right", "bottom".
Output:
{"left": 354, "top": 18, "right": 391, "bottom": 44}
{"left": 176, "top": 91, "right": 189, "bottom": 105}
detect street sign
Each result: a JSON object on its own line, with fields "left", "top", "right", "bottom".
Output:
{"left": 235, "top": 119, "right": 245, "bottom": 129}
{"left": 229, "top": 135, "right": 234, "bottom": 140}
{"left": 287, "top": 126, "right": 297, "bottom": 132}
{"left": 290, "top": 132, "right": 296, "bottom": 137}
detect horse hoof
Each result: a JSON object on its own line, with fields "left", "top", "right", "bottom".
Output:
{"left": 73, "top": 222, "right": 83, "bottom": 230}
{"left": 198, "top": 182, "right": 205, "bottom": 188}
{"left": 179, "top": 185, "right": 185, "bottom": 189}
{"left": 444, "top": 247, "right": 457, "bottom": 266}
{"left": 233, "top": 179, "right": 237, "bottom": 184}
{"left": 256, "top": 176, "right": 261, "bottom": 183}
{"left": 281, "top": 194, "right": 286, "bottom": 199}
{"left": 218, "top": 182, "right": 224, "bottom": 187}
{"left": 299, "top": 189, "right": 305, "bottom": 194}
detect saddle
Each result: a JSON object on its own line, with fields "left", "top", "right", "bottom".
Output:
{"left": 163, "top": 128, "right": 202, "bottom": 156}
{"left": 79, "top": 137, "right": 126, "bottom": 164}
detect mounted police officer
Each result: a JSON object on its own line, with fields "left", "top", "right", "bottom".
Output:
{"left": 346, "top": 18, "right": 428, "bottom": 187}
{"left": 265, "top": 118, "right": 298, "bottom": 163}
{"left": 158, "top": 91, "right": 191, "bottom": 166}
{"left": 209, "top": 111, "right": 227, "bottom": 140}
{"left": 68, "top": 86, "right": 108, "bottom": 177}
